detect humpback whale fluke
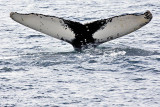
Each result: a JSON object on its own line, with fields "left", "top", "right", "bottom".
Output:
{"left": 10, "top": 11, "right": 152, "bottom": 50}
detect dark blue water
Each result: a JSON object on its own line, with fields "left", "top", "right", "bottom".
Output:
{"left": 0, "top": 0, "right": 160, "bottom": 106}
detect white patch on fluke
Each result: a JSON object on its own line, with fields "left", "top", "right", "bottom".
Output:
{"left": 93, "top": 11, "right": 152, "bottom": 43}
{"left": 10, "top": 12, "right": 75, "bottom": 42}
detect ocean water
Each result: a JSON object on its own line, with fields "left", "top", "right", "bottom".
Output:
{"left": 0, "top": 0, "right": 160, "bottom": 106}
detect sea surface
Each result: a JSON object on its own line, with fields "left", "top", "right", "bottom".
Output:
{"left": 0, "top": 0, "right": 160, "bottom": 107}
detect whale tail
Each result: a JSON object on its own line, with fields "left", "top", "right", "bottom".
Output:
{"left": 10, "top": 11, "right": 152, "bottom": 49}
